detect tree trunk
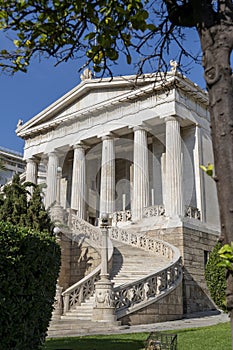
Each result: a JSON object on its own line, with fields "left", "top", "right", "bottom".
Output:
{"left": 198, "top": 21, "right": 233, "bottom": 348}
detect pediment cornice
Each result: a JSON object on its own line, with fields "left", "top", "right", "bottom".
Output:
{"left": 17, "top": 72, "right": 208, "bottom": 139}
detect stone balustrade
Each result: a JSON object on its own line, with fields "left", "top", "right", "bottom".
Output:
{"left": 63, "top": 266, "right": 101, "bottom": 313}
{"left": 62, "top": 214, "right": 182, "bottom": 318}
{"left": 62, "top": 215, "right": 114, "bottom": 313}
{"left": 143, "top": 205, "right": 165, "bottom": 218}
{"left": 112, "top": 204, "right": 200, "bottom": 222}
{"left": 185, "top": 205, "right": 201, "bottom": 220}
{"left": 109, "top": 225, "right": 182, "bottom": 318}
{"left": 114, "top": 258, "right": 182, "bottom": 318}
{"left": 109, "top": 226, "right": 175, "bottom": 260}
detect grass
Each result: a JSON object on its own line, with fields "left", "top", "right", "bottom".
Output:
{"left": 44, "top": 322, "right": 231, "bottom": 350}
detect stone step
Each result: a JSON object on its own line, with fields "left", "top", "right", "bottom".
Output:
{"left": 49, "top": 233, "right": 172, "bottom": 335}
{"left": 48, "top": 320, "right": 124, "bottom": 338}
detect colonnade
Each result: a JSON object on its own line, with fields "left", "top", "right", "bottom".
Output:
{"left": 25, "top": 116, "right": 184, "bottom": 221}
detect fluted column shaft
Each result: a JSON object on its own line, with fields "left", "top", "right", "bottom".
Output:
{"left": 71, "top": 143, "right": 86, "bottom": 219}
{"left": 99, "top": 135, "right": 115, "bottom": 216}
{"left": 165, "top": 116, "right": 183, "bottom": 217}
{"left": 46, "top": 152, "right": 59, "bottom": 209}
{"left": 25, "top": 157, "right": 38, "bottom": 198}
{"left": 26, "top": 158, "right": 38, "bottom": 184}
{"left": 132, "top": 127, "right": 149, "bottom": 221}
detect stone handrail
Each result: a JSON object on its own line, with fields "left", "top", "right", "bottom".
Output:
{"left": 143, "top": 204, "right": 165, "bottom": 218}
{"left": 114, "top": 257, "right": 182, "bottom": 318}
{"left": 62, "top": 215, "right": 114, "bottom": 313}
{"left": 109, "top": 226, "right": 182, "bottom": 318}
{"left": 185, "top": 205, "right": 201, "bottom": 220}
{"left": 109, "top": 226, "right": 175, "bottom": 260}
{"left": 112, "top": 210, "right": 132, "bottom": 224}
{"left": 62, "top": 265, "right": 101, "bottom": 313}
{"left": 70, "top": 214, "right": 102, "bottom": 248}
{"left": 62, "top": 215, "right": 182, "bottom": 318}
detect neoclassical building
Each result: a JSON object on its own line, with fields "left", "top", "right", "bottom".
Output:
{"left": 0, "top": 146, "right": 25, "bottom": 186}
{"left": 17, "top": 68, "right": 220, "bottom": 335}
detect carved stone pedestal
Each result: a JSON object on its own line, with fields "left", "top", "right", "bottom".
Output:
{"left": 92, "top": 279, "right": 117, "bottom": 323}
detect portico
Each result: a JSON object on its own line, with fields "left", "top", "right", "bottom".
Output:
{"left": 17, "top": 70, "right": 222, "bottom": 328}
{"left": 17, "top": 70, "right": 219, "bottom": 229}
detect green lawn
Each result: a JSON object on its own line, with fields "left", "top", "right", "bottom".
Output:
{"left": 44, "top": 322, "right": 231, "bottom": 350}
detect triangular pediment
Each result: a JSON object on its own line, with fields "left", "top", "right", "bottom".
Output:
{"left": 16, "top": 72, "right": 208, "bottom": 139}
{"left": 16, "top": 74, "right": 158, "bottom": 138}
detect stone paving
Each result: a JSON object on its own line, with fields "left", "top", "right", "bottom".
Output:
{"left": 47, "top": 311, "right": 229, "bottom": 338}
{"left": 115, "top": 311, "right": 229, "bottom": 335}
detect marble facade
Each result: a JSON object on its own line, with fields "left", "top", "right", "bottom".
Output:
{"left": 17, "top": 70, "right": 222, "bottom": 326}
{"left": 17, "top": 70, "right": 219, "bottom": 231}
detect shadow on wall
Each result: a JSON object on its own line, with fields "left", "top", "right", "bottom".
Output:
{"left": 182, "top": 268, "right": 217, "bottom": 314}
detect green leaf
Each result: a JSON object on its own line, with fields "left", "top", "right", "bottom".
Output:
{"left": 200, "top": 163, "right": 214, "bottom": 177}
{"left": 218, "top": 244, "right": 233, "bottom": 254}
{"left": 13, "top": 40, "right": 21, "bottom": 48}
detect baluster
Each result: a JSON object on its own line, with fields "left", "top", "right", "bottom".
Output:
{"left": 156, "top": 276, "right": 162, "bottom": 295}
{"left": 63, "top": 294, "right": 70, "bottom": 313}
{"left": 167, "top": 269, "right": 171, "bottom": 287}
{"left": 78, "top": 285, "right": 84, "bottom": 305}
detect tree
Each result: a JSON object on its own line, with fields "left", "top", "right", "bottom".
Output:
{"left": 0, "top": 173, "right": 28, "bottom": 226}
{"left": 0, "top": 173, "right": 53, "bottom": 233}
{"left": 0, "top": 0, "right": 233, "bottom": 345}
{"left": 27, "top": 185, "right": 53, "bottom": 232}
{"left": 0, "top": 175, "right": 59, "bottom": 349}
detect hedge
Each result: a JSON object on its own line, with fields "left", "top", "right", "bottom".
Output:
{"left": 205, "top": 241, "right": 227, "bottom": 312}
{"left": 0, "top": 221, "right": 61, "bottom": 350}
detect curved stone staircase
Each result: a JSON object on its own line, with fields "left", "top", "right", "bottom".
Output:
{"left": 48, "top": 214, "right": 182, "bottom": 337}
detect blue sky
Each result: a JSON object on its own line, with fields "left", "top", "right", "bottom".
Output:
{"left": 0, "top": 30, "right": 206, "bottom": 154}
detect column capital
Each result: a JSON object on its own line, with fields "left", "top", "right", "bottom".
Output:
{"left": 100, "top": 132, "right": 117, "bottom": 141}
{"left": 72, "top": 141, "right": 88, "bottom": 150}
{"left": 26, "top": 156, "right": 39, "bottom": 164}
{"left": 132, "top": 124, "right": 150, "bottom": 133}
{"left": 164, "top": 115, "right": 183, "bottom": 124}
{"left": 47, "top": 150, "right": 60, "bottom": 158}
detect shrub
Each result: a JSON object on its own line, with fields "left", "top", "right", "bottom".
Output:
{"left": 0, "top": 221, "right": 61, "bottom": 350}
{"left": 205, "top": 241, "right": 227, "bottom": 312}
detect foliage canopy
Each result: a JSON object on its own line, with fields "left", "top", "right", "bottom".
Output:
{"left": 0, "top": 0, "right": 204, "bottom": 75}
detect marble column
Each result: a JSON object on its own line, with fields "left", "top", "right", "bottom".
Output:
{"left": 71, "top": 143, "right": 86, "bottom": 219}
{"left": 99, "top": 134, "right": 115, "bottom": 216}
{"left": 193, "top": 124, "right": 204, "bottom": 221}
{"left": 152, "top": 138, "right": 164, "bottom": 206}
{"left": 132, "top": 126, "right": 149, "bottom": 221}
{"left": 26, "top": 157, "right": 38, "bottom": 184}
{"left": 45, "top": 151, "right": 59, "bottom": 209}
{"left": 165, "top": 116, "right": 183, "bottom": 217}
{"left": 25, "top": 157, "right": 38, "bottom": 198}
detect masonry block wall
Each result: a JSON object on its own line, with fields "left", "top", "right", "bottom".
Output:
{"left": 182, "top": 226, "right": 218, "bottom": 313}
{"left": 148, "top": 224, "right": 219, "bottom": 314}
{"left": 120, "top": 282, "right": 183, "bottom": 325}
{"left": 58, "top": 232, "right": 101, "bottom": 291}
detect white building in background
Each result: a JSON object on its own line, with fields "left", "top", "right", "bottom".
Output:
{"left": 0, "top": 146, "right": 25, "bottom": 186}
{"left": 16, "top": 69, "right": 220, "bottom": 330}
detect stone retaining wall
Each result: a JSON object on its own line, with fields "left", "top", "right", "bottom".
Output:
{"left": 120, "top": 282, "right": 183, "bottom": 325}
